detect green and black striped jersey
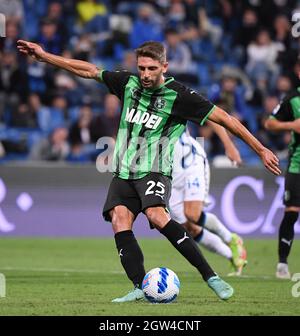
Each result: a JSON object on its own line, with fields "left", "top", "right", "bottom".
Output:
{"left": 99, "top": 70, "right": 215, "bottom": 179}
{"left": 271, "top": 88, "right": 300, "bottom": 174}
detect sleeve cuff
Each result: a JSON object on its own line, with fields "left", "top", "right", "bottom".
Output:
{"left": 98, "top": 69, "right": 105, "bottom": 82}
{"left": 200, "top": 105, "right": 216, "bottom": 126}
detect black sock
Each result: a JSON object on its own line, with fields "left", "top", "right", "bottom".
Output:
{"left": 196, "top": 212, "right": 206, "bottom": 227}
{"left": 278, "top": 211, "right": 299, "bottom": 263}
{"left": 160, "top": 220, "right": 215, "bottom": 281}
{"left": 114, "top": 230, "right": 146, "bottom": 288}
{"left": 194, "top": 230, "right": 204, "bottom": 243}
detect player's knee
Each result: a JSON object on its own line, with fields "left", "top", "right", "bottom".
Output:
{"left": 184, "top": 210, "right": 201, "bottom": 225}
{"left": 145, "top": 207, "right": 170, "bottom": 229}
{"left": 184, "top": 201, "right": 202, "bottom": 224}
{"left": 110, "top": 206, "right": 133, "bottom": 232}
{"left": 145, "top": 208, "right": 160, "bottom": 226}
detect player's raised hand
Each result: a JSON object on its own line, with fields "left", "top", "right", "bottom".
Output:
{"left": 225, "top": 143, "right": 242, "bottom": 166}
{"left": 260, "top": 147, "right": 281, "bottom": 175}
{"left": 17, "top": 40, "right": 46, "bottom": 62}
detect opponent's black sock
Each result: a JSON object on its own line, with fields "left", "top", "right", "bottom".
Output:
{"left": 160, "top": 220, "right": 216, "bottom": 281}
{"left": 196, "top": 212, "right": 206, "bottom": 227}
{"left": 115, "top": 230, "right": 146, "bottom": 288}
{"left": 278, "top": 211, "right": 299, "bottom": 263}
{"left": 194, "top": 230, "right": 204, "bottom": 243}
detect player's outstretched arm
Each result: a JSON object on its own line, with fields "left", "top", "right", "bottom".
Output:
{"left": 207, "top": 120, "right": 242, "bottom": 165}
{"left": 264, "top": 118, "right": 300, "bottom": 134}
{"left": 208, "top": 107, "right": 281, "bottom": 175}
{"left": 17, "top": 40, "right": 100, "bottom": 80}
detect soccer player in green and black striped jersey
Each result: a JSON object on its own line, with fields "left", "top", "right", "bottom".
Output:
{"left": 265, "top": 86, "right": 300, "bottom": 279}
{"left": 18, "top": 39, "right": 281, "bottom": 302}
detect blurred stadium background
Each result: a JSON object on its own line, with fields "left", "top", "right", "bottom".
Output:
{"left": 0, "top": 0, "right": 300, "bottom": 237}
{"left": 1, "top": 0, "right": 300, "bottom": 164}
{"left": 0, "top": 0, "right": 300, "bottom": 317}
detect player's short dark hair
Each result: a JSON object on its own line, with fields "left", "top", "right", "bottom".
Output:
{"left": 135, "top": 41, "right": 166, "bottom": 64}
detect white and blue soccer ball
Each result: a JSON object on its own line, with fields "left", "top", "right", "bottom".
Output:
{"left": 142, "top": 267, "right": 180, "bottom": 303}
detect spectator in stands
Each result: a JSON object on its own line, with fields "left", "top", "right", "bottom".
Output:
{"left": 288, "top": 58, "right": 300, "bottom": 88}
{"left": 11, "top": 102, "right": 38, "bottom": 129}
{"left": 37, "top": 95, "right": 67, "bottom": 134}
{"left": 273, "top": 75, "right": 292, "bottom": 100}
{"left": 208, "top": 74, "right": 248, "bottom": 124}
{"left": 216, "top": 0, "right": 240, "bottom": 34}
{"left": 0, "top": 138, "right": 28, "bottom": 157}
{"left": 37, "top": 18, "right": 64, "bottom": 55}
{"left": 233, "top": 9, "right": 259, "bottom": 65}
{"left": 77, "top": 0, "right": 107, "bottom": 24}
{"left": 165, "top": 1, "right": 187, "bottom": 32}
{"left": 100, "top": 14, "right": 131, "bottom": 61}
{"left": 76, "top": 0, "right": 108, "bottom": 34}
{"left": 25, "top": 55, "right": 53, "bottom": 98}
{"left": 182, "top": 0, "right": 200, "bottom": 28}
{"left": 30, "top": 126, "right": 70, "bottom": 161}
{"left": 22, "top": 0, "right": 48, "bottom": 40}
{"left": 246, "top": 29, "right": 284, "bottom": 90}
{"left": 15, "top": 93, "right": 44, "bottom": 129}
{"left": 235, "top": 8, "right": 259, "bottom": 50}
{"left": 273, "top": 14, "right": 291, "bottom": 50}
{"left": 0, "top": 51, "right": 28, "bottom": 123}
{"left": 164, "top": 28, "right": 198, "bottom": 85}
{"left": 129, "top": 3, "right": 164, "bottom": 49}
{"left": 53, "top": 66, "right": 84, "bottom": 109}
{"left": 0, "top": 0, "right": 23, "bottom": 24}
{"left": 165, "top": 1, "right": 204, "bottom": 44}
{"left": 100, "top": 93, "right": 120, "bottom": 138}
{"left": 73, "top": 33, "right": 93, "bottom": 61}
{"left": 197, "top": 6, "right": 223, "bottom": 47}
{"left": 69, "top": 104, "right": 105, "bottom": 160}
{"left": 46, "top": 1, "right": 69, "bottom": 46}
{"left": 0, "top": 20, "right": 20, "bottom": 53}
{"left": 258, "top": 95, "right": 287, "bottom": 155}
{"left": 166, "top": 0, "right": 221, "bottom": 51}
{"left": 69, "top": 105, "right": 93, "bottom": 147}
{"left": 273, "top": 14, "right": 295, "bottom": 72}
{"left": 115, "top": 50, "right": 137, "bottom": 73}
{"left": 252, "top": 0, "right": 296, "bottom": 29}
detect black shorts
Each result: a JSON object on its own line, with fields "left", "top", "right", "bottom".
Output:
{"left": 102, "top": 172, "right": 171, "bottom": 222}
{"left": 284, "top": 172, "right": 300, "bottom": 207}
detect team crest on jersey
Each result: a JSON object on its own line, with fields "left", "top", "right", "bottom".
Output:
{"left": 130, "top": 88, "right": 139, "bottom": 99}
{"left": 154, "top": 97, "right": 166, "bottom": 110}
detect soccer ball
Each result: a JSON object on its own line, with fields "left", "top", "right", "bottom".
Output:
{"left": 142, "top": 267, "right": 180, "bottom": 303}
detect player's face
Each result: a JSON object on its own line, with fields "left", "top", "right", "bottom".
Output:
{"left": 137, "top": 57, "right": 168, "bottom": 89}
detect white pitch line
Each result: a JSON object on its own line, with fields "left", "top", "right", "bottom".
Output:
{"left": 0, "top": 266, "right": 124, "bottom": 274}
{"left": 0, "top": 267, "right": 277, "bottom": 279}
{"left": 231, "top": 274, "right": 273, "bottom": 280}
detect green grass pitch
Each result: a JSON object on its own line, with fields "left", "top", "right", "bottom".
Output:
{"left": 0, "top": 238, "right": 299, "bottom": 316}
